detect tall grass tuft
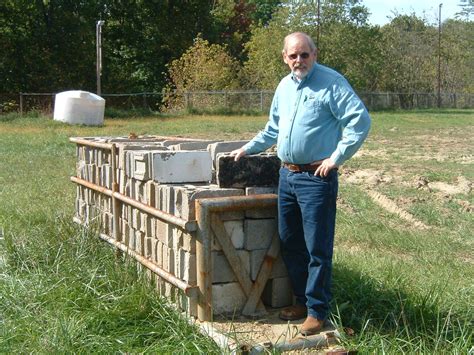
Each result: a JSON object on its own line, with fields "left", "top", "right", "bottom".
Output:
{"left": 0, "top": 216, "right": 219, "bottom": 353}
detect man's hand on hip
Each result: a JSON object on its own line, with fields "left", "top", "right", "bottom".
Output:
{"left": 315, "top": 158, "right": 338, "bottom": 177}
{"left": 230, "top": 148, "right": 247, "bottom": 161}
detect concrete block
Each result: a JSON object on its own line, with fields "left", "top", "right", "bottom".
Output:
{"left": 156, "top": 220, "right": 173, "bottom": 246}
{"left": 173, "top": 185, "right": 244, "bottom": 221}
{"left": 250, "top": 250, "right": 288, "bottom": 281}
{"left": 262, "top": 277, "right": 293, "bottom": 308}
{"left": 212, "top": 283, "right": 246, "bottom": 315}
{"left": 162, "top": 246, "right": 175, "bottom": 274}
{"left": 135, "top": 230, "right": 145, "bottom": 256}
{"left": 177, "top": 248, "right": 197, "bottom": 283}
{"left": 245, "top": 186, "right": 278, "bottom": 195}
{"left": 161, "top": 139, "right": 204, "bottom": 147}
{"left": 145, "top": 236, "right": 153, "bottom": 259}
{"left": 244, "top": 186, "right": 278, "bottom": 219}
{"left": 216, "top": 153, "right": 280, "bottom": 188}
{"left": 145, "top": 181, "right": 157, "bottom": 207}
{"left": 151, "top": 238, "right": 158, "bottom": 262}
{"left": 207, "top": 141, "right": 248, "bottom": 167}
{"left": 116, "top": 143, "right": 168, "bottom": 171}
{"left": 151, "top": 151, "right": 212, "bottom": 183}
{"left": 127, "top": 225, "right": 136, "bottom": 250}
{"left": 244, "top": 219, "right": 277, "bottom": 250}
{"left": 128, "top": 151, "right": 152, "bottom": 181}
{"left": 156, "top": 241, "right": 164, "bottom": 267}
{"left": 223, "top": 220, "right": 244, "bottom": 249}
{"left": 169, "top": 140, "right": 222, "bottom": 151}
{"left": 212, "top": 250, "right": 249, "bottom": 283}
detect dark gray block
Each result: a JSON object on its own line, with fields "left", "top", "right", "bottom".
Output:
{"left": 216, "top": 153, "right": 280, "bottom": 188}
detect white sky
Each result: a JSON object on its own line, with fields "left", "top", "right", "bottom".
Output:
{"left": 361, "top": 0, "right": 464, "bottom": 25}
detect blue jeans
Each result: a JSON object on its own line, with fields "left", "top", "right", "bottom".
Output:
{"left": 278, "top": 167, "right": 338, "bottom": 320}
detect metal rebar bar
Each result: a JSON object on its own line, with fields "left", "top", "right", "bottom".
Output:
{"left": 71, "top": 176, "right": 197, "bottom": 232}
{"left": 98, "top": 232, "right": 198, "bottom": 297}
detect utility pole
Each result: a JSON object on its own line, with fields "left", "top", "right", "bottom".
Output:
{"left": 316, "top": 0, "right": 321, "bottom": 54}
{"left": 437, "top": 4, "right": 442, "bottom": 108}
{"left": 96, "top": 20, "right": 105, "bottom": 96}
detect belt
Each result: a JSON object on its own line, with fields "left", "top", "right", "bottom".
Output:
{"left": 282, "top": 162, "right": 322, "bottom": 172}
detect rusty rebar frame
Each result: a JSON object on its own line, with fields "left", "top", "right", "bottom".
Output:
{"left": 70, "top": 137, "right": 279, "bottom": 322}
{"left": 70, "top": 138, "right": 197, "bottom": 298}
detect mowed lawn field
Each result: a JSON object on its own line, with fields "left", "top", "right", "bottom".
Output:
{"left": 0, "top": 110, "right": 473, "bottom": 353}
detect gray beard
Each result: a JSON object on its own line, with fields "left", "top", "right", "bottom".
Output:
{"left": 293, "top": 69, "right": 308, "bottom": 80}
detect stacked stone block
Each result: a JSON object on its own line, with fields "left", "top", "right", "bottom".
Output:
{"left": 73, "top": 135, "right": 291, "bottom": 317}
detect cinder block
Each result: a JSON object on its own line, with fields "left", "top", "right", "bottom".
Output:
{"left": 156, "top": 220, "right": 173, "bottom": 246}
{"left": 162, "top": 246, "right": 175, "bottom": 274}
{"left": 161, "top": 139, "right": 204, "bottom": 147}
{"left": 250, "top": 249, "right": 288, "bottom": 281}
{"left": 173, "top": 185, "right": 244, "bottom": 221}
{"left": 116, "top": 143, "right": 168, "bottom": 171}
{"left": 128, "top": 151, "right": 152, "bottom": 181}
{"left": 212, "top": 250, "right": 249, "bottom": 283}
{"left": 178, "top": 289, "right": 198, "bottom": 317}
{"left": 146, "top": 181, "right": 157, "bottom": 207}
{"left": 151, "top": 151, "right": 212, "bottom": 183}
{"left": 244, "top": 219, "right": 277, "bottom": 250}
{"left": 151, "top": 238, "right": 158, "bottom": 262}
{"left": 156, "top": 241, "right": 164, "bottom": 267}
{"left": 169, "top": 140, "right": 222, "bottom": 151}
{"left": 135, "top": 230, "right": 145, "bottom": 256}
{"left": 145, "top": 237, "right": 153, "bottom": 259}
{"left": 221, "top": 220, "right": 244, "bottom": 249}
{"left": 245, "top": 187, "right": 278, "bottom": 195}
{"left": 262, "top": 277, "right": 293, "bottom": 308}
{"left": 212, "top": 283, "right": 246, "bottom": 315}
{"left": 176, "top": 248, "right": 197, "bottom": 283}
{"left": 216, "top": 153, "right": 280, "bottom": 188}
{"left": 207, "top": 141, "right": 248, "bottom": 167}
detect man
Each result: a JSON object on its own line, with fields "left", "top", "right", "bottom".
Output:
{"left": 231, "top": 32, "right": 371, "bottom": 335}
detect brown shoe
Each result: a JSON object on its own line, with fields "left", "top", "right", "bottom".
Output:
{"left": 279, "top": 304, "right": 307, "bottom": 321}
{"left": 300, "top": 315, "right": 324, "bottom": 336}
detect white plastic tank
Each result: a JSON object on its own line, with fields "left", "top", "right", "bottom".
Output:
{"left": 54, "top": 90, "right": 105, "bottom": 126}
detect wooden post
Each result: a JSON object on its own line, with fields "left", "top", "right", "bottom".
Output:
{"left": 19, "top": 93, "right": 23, "bottom": 115}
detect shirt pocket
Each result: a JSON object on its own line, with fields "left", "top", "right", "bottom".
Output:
{"left": 299, "top": 98, "right": 324, "bottom": 125}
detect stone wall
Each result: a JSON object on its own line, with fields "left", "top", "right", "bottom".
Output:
{"left": 73, "top": 135, "right": 292, "bottom": 317}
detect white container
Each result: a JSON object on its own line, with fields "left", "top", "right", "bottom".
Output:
{"left": 54, "top": 90, "right": 105, "bottom": 126}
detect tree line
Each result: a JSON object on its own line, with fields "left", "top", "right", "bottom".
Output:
{"left": 1, "top": 0, "right": 472, "bottom": 111}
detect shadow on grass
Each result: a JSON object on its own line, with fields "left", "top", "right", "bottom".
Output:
{"left": 331, "top": 264, "right": 470, "bottom": 351}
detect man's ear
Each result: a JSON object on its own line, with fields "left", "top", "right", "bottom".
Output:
{"left": 282, "top": 51, "right": 288, "bottom": 65}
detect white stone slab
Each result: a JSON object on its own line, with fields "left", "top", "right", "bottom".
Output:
{"left": 151, "top": 151, "right": 212, "bottom": 183}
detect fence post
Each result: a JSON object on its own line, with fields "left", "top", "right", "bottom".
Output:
{"left": 19, "top": 93, "right": 23, "bottom": 115}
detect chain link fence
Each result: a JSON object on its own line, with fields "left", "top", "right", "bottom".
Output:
{"left": 1, "top": 91, "right": 473, "bottom": 115}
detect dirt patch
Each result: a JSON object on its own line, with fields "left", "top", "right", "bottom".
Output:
{"left": 367, "top": 191, "right": 430, "bottom": 230}
{"left": 199, "top": 308, "right": 340, "bottom": 353}
{"left": 429, "top": 176, "right": 472, "bottom": 195}
{"left": 341, "top": 168, "right": 393, "bottom": 186}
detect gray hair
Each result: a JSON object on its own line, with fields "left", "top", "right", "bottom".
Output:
{"left": 283, "top": 32, "right": 316, "bottom": 53}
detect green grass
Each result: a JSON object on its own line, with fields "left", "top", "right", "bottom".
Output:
{"left": 1, "top": 109, "right": 473, "bottom": 353}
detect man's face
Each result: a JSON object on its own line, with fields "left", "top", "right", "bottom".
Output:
{"left": 283, "top": 36, "right": 316, "bottom": 79}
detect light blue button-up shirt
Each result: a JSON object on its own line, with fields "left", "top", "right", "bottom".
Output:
{"left": 243, "top": 63, "right": 371, "bottom": 166}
